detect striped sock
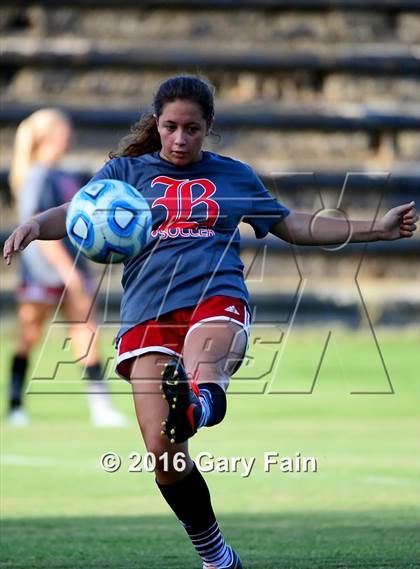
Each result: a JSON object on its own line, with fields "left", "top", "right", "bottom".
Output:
{"left": 156, "top": 464, "right": 234, "bottom": 568}
{"left": 197, "top": 383, "right": 227, "bottom": 428}
{"left": 190, "top": 521, "right": 233, "bottom": 568}
{"left": 197, "top": 387, "right": 212, "bottom": 427}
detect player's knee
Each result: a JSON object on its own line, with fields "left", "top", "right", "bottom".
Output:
{"left": 189, "top": 361, "right": 230, "bottom": 386}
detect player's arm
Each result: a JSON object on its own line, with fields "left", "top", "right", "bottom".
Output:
{"left": 270, "top": 202, "right": 417, "bottom": 245}
{"left": 3, "top": 203, "right": 69, "bottom": 265}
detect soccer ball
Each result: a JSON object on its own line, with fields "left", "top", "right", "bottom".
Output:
{"left": 66, "top": 179, "right": 152, "bottom": 263}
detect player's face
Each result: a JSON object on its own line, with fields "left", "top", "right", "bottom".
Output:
{"left": 43, "top": 120, "right": 72, "bottom": 159}
{"left": 156, "top": 100, "right": 209, "bottom": 166}
{"left": 34, "top": 119, "right": 73, "bottom": 164}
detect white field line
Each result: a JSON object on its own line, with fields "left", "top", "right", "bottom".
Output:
{"left": 360, "top": 475, "right": 414, "bottom": 486}
{"left": 1, "top": 454, "right": 97, "bottom": 470}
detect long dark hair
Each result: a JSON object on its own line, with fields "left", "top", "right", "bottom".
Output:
{"left": 109, "top": 75, "right": 215, "bottom": 159}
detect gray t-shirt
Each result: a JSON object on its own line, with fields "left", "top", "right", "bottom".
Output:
{"left": 19, "top": 163, "right": 89, "bottom": 286}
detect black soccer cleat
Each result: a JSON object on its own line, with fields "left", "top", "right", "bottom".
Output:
{"left": 203, "top": 548, "right": 243, "bottom": 569}
{"left": 160, "top": 358, "right": 202, "bottom": 444}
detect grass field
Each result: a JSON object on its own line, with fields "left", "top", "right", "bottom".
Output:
{"left": 1, "top": 324, "right": 419, "bottom": 568}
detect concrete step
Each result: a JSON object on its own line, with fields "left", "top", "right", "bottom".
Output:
{"left": 1, "top": 127, "right": 417, "bottom": 175}
{"left": 2, "top": 37, "right": 419, "bottom": 74}
{"left": 1, "top": 6, "right": 419, "bottom": 45}
{"left": 3, "top": 68, "right": 420, "bottom": 108}
{"left": 3, "top": 1, "right": 420, "bottom": 9}
{"left": 1, "top": 102, "right": 418, "bottom": 172}
{"left": 1, "top": 169, "right": 417, "bottom": 207}
{"left": 2, "top": 101, "right": 418, "bottom": 131}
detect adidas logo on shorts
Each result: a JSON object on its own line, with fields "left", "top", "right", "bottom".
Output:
{"left": 224, "top": 305, "right": 240, "bottom": 315}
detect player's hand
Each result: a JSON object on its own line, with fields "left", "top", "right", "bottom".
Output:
{"left": 376, "top": 202, "right": 418, "bottom": 240}
{"left": 3, "top": 220, "right": 41, "bottom": 265}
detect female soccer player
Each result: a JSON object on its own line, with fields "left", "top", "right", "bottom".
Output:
{"left": 6, "top": 108, "right": 126, "bottom": 427}
{"left": 3, "top": 77, "right": 417, "bottom": 568}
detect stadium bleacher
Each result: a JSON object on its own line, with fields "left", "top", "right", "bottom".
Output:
{"left": 0, "top": 1, "right": 418, "bottom": 323}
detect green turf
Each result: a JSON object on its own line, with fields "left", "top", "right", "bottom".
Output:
{"left": 1, "top": 325, "right": 419, "bottom": 568}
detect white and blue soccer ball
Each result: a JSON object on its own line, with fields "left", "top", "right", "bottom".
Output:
{"left": 66, "top": 179, "right": 152, "bottom": 263}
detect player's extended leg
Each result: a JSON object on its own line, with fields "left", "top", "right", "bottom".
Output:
{"left": 131, "top": 352, "right": 242, "bottom": 569}
{"left": 9, "top": 301, "right": 51, "bottom": 423}
{"left": 61, "top": 295, "right": 126, "bottom": 426}
{"left": 130, "top": 352, "right": 193, "bottom": 483}
{"left": 161, "top": 321, "right": 247, "bottom": 443}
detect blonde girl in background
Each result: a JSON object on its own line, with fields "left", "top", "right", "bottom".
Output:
{"left": 7, "top": 108, "right": 126, "bottom": 427}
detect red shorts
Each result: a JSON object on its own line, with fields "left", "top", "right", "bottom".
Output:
{"left": 17, "top": 283, "right": 65, "bottom": 304}
{"left": 17, "top": 279, "right": 95, "bottom": 305}
{"left": 116, "top": 295, "right": 251, "bottom": 380}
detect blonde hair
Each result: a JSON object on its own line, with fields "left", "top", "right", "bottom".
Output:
{"left": 9, "top": 108, "right": 69, "bottom": 196}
